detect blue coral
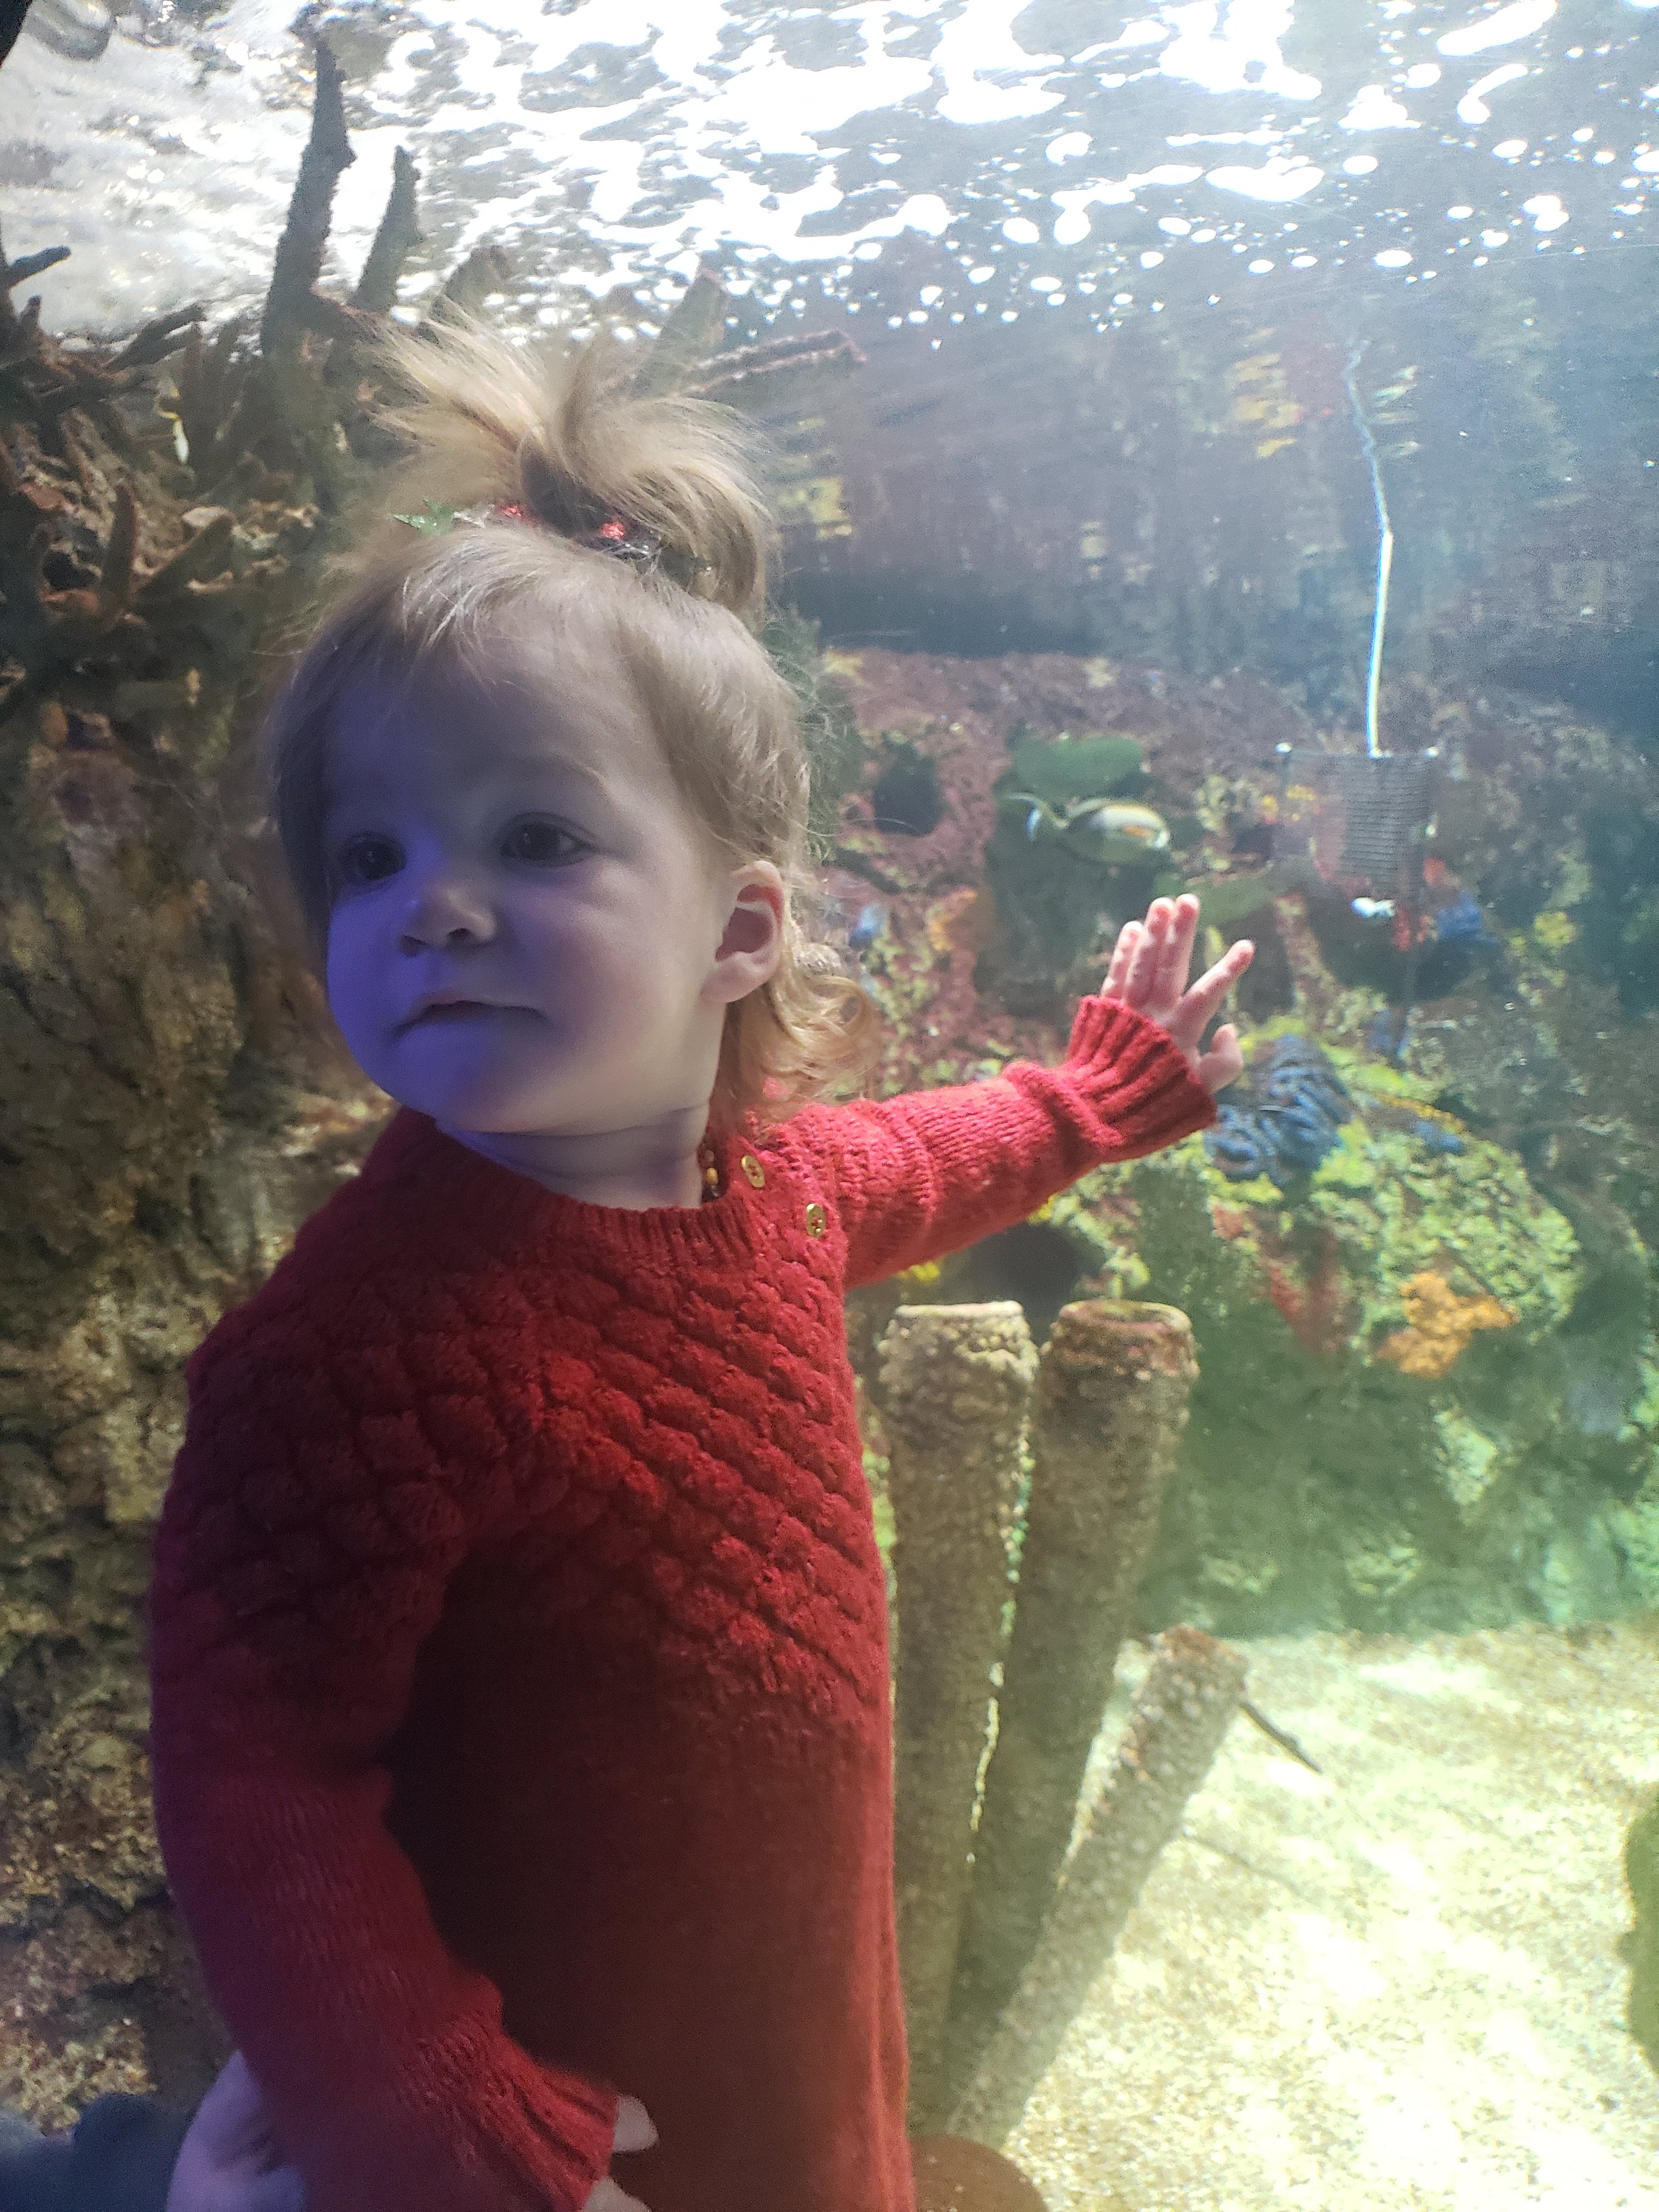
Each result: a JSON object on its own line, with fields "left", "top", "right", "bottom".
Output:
{"left": 1204, "top": 1037, "right": 1354, "bottom": 1189}
{"left": 1433, "top": 889, "right": 1497, "bottom": 947}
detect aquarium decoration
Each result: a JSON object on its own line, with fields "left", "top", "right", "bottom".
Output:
{"left": 1342, "top": 341, "right": 1395, "bottom": 762}
{"left": 952, "top": 1622, "right": 1246, "bottom": 2153}
{"left": 877, "top": 1296, "right": 1244, "bottom": 2145}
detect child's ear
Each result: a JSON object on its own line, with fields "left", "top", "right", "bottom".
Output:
{"left": 708, "top": 871, "right": 785, "bottom": 1003}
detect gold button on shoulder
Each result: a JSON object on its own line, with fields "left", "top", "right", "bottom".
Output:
{"left": 740, "top": 1152, "right": 766, "bottom": 1189}
{"left": 804, "top": 1201, "right": 828, "bottom": 1238}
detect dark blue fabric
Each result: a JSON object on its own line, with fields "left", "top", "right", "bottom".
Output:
{"left": 0, "top": 2093, "right": 193, "bottom": 2212}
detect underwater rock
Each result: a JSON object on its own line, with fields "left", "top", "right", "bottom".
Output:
{"left": 909, "top": 2136, "right": 1054, "bottom": 2212}
{"left": 949, "top": 1624, "right": 1245, "bottom": 2149}
{"left": 878, "top": 1302, "right": 1037, "bottom": 2135}
{"left": 939, "top": 1301, "right": 1197, "bottom": 2121}
{"left": 1204, "top": 1035, "right": 1355, "bottom": 1188}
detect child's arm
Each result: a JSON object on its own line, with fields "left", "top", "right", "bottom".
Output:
{"left": 803, "top": 895, "right": 1251, "bottom": 1288}
{"left": 146, "top": 1298, "right": 619, "bottom": 2212}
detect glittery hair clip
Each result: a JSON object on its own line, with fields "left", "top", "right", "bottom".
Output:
{"left": 393, "top": 498, "right": 665, "bottom": 573}
{"left": 516, "top": 503, "right": 665, "bottom": 572}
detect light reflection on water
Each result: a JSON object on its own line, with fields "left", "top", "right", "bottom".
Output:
{"left": 0, "top": 0, "right": 1650, "bottom": 337}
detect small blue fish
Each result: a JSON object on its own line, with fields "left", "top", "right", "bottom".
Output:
{"left": 848, "top": 902, "right": 888, "bottom": 953}
{"left": 1026, "top": 805, "right": 1043, "bottom": 842}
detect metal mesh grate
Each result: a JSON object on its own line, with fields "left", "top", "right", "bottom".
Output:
{"left": 1272, "top": 748, "right": 1437, "bottom": 905}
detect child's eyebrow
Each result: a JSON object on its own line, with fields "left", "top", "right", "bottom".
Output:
{"left": 323, "top": 749, "right": 611, "bottom": 820}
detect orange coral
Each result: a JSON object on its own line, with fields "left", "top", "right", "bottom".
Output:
{"left": 1376, "top": 1271, "right": 1515, "bottom": 1380}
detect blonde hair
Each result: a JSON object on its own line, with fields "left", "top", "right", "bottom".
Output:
{"left": 254, "top": 314, "right": 876, "bottom": 1130}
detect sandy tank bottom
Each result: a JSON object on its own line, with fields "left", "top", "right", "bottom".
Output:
{"left": 1002, "top": 1618, "right": 1659, "bottom": 2212}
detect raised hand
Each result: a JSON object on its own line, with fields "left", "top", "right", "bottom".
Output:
{"left": 1102, "top": 893, "right": 1253, "bottom": 1096}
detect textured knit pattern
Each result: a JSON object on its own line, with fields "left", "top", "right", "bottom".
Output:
{"left": 145, "top": 998, "right": 1213, "bottom": 2212}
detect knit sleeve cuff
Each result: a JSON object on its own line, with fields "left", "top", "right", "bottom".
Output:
{"left": 1058, "top": 996, "right": 1218, "bottom": 1158}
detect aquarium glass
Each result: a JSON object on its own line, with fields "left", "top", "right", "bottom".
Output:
{"left": 1, "top": 1, "right": 1656, "bottom": 2206}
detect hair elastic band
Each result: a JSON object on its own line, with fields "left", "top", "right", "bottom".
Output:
{"left": 393, "top": 498, "right": 670, "bottom": 577}
{"left": 495, "top": 501, "right": 662, "bottom": 569}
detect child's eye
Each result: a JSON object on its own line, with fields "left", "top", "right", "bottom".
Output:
{"left": 505, "top": 820, "right": 586, "bottom": 865}
{"left": 334, "top": 820, "right": 586, "bottom": 889}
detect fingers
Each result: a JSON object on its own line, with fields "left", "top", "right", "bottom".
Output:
{"left": 586, "top": 2184, "right": 653, "bottom": 2212}
{"left": 1105, "top": 899, "right": 1251, "bottom": 1043}
{"left": 1195, "top": 1022, "right": 1245, "bottom": 1096}
{"left": 1187, "top": 936, "right": 1255, "bottom": 1024}
{"left": 1103, "top": 918, "right": 1141, "bottom": 1001}
{"left": 1167, "top": 936, "right": 1254, "bottom": 1059}
{"left": 613, "top": 2097, "right": 658, "bottom": 2157}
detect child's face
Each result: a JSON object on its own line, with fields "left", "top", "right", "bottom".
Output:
{"left": 320, "top": 644, "right": 780, "bottom": 1139}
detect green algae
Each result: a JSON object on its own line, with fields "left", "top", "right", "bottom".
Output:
{"left": 1305, "top": 1114, "right": 1581, "bottom": 1342}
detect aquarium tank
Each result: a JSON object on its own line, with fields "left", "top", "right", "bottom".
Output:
{"left": 0, "top": 1, "right": 1656, "bottom": 2207}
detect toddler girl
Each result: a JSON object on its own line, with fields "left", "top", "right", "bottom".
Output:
{"left": 144, "top": 317, "right": 1252, "bottom": 2212}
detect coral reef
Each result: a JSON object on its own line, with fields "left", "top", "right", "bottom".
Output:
{"left": 1376, "top": 1271, "right": 1515, "bottom": 1381}
{"left": 821, "top": 641, "right": 1657, "bottom": 1640}
{"left": 1204, "top": 1035, "right": 1354, "bottom": 1188}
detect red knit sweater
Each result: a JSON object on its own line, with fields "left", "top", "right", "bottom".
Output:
{"left": 145, "top": 998, "right": 1214, "bottom": 2212}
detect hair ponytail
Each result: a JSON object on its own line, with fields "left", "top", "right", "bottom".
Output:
{"left": 363, "top": 315, "right": 775, "bottom": 616}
